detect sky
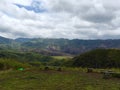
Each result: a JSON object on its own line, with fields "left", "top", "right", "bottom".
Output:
{"left": 0, "top": 0, "right": 120, "bottom": 39}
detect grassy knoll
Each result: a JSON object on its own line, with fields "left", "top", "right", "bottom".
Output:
{"left": 0, "top": 68, "right": 120, "bottom": 90}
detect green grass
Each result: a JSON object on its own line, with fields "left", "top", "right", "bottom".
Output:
{"left": 0, "top": 68, "right": 120, "bottom": 90}
{"left": 52, "top": 56, "right": 72, "bottom": 60}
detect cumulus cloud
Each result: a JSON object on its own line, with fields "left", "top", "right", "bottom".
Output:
{"left": 0, "top": 0, "right": 120, "bottom": 39}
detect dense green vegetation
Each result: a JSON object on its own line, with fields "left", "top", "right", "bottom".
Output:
{"left": 0, "top": 50, "right": 53, "bottom": 63}
{"left": 72, "top": 49, "right": 120, "bottom": 68}
{"left": 1, "top": 48, "right": 120, "bottom": 69}
{"left": 0, "top": 50, "right": 73, "bottom": 67}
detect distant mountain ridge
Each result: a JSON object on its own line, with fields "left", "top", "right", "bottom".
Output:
{"left": 0, "top": 36, "right": 120, "bottom": 55}
{"left": 0, "top": 36, "right": 13, "bottom": 44}
{"left": 16, "top": 38, "right": 120, "bottom": 55}
{"left": 15, "top": 38, "right": 32, "bottom": 43}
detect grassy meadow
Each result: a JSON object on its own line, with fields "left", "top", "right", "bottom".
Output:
{"left": 52, "top": 56, "right": 73, "bottom": 60}
{"left": 0, "top": 67, "right": 120, "bottom": 90}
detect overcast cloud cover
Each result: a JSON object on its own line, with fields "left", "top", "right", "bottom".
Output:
{"left": 0, "top": 0, "right": 120, "bottom": 39}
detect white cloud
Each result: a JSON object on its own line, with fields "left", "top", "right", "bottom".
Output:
{"left": 0, "top": 0, "right": 120, "bottom": 39}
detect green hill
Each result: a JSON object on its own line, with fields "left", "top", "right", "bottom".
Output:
{"left": 72, "top": 49, "right": 120, "bottom": 68}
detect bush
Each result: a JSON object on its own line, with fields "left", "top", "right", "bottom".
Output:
{"left": 103, "top": 72, "right": 112, "bottom": 79}
{"left": 44, "top": 66, "right": 49, "bottom": 70}
{"left": 87, "top": 68, "right": 93, "bottom": 73}
{"left": 57, "top": 67, "right": 62, "bottom": 71}
{"left": 112, "top": 73, "right": 120, "bottom": 78}
{"left": 29, "top": 62, "right": 42, "bottom": 67}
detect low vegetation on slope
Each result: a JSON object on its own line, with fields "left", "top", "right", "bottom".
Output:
{"left": 72, "top": 49, "right": 120, "bottom": 68}
{"left": 0, "top": 50, "right": 53, "bottom": 63}
{"left": 0, "top": 59, "right": 31, "bottom": 70}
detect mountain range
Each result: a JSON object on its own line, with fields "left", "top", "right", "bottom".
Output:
{"left": 0, "top": 36, "right": 120, "bottom": 55}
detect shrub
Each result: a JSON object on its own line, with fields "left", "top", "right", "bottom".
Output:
{"left": 103, "top": 72, "right": 112, "bottom": 79}
{"left": 29, "top": 62, "right": 42, "bottom": 67}
{"left": 57, "top": 67, "right": 62, "bottom": 71}
{"left": 112, "top": 73, "right": 120, "bottom": 78}
{"left": 87, "top": 68, "right": 93, "bottom": 73}
{"left": 44, "top": 66, "right": 49, "bottom": 70}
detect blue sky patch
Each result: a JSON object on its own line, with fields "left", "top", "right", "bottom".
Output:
{"left": 15, "top": 2, "right": 46, "bottom": 13}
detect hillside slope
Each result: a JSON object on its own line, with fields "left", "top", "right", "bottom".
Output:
{"left": 72, "top": 49, "right": 120, "bottom": 68}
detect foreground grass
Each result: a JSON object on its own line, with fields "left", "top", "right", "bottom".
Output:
{"left": 0, "top": 69, "right": 120, "bottom": 90}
